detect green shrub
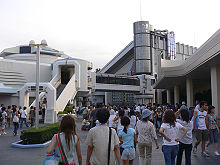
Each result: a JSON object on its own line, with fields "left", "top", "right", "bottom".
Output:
{"left": 58, "top": 111, "right": 66, "bottom": 114}
{"left": 64, "top": 106, "right": 73, "bottom": 114}
{"left": 20, "top": 123, "right": 60, "bottom": 144}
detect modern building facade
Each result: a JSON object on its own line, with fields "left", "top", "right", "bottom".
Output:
{"left": 93, "top": 21, "right": 197, "bottom": 106}
{"left": 154, "top": 28, "right": 220, "bottom": 118}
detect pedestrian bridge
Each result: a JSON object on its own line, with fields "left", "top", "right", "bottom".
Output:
{"left": 94, "top": 73, "right": 140, "bottom": 92}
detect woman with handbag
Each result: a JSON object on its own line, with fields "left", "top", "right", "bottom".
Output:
{"left": 47, "top": 115, "right": 82, "bottom": 165}
{"left": 12, "top": 108, "right": 19, "bottom": 136}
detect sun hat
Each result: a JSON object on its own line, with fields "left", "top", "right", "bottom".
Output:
{"left": 142, "top": 109, "right": 152, "bottom": 119}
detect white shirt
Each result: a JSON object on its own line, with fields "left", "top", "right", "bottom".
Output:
{"left": 197, "top": 110, "right": 207, "bottom": 130}
{"left": 117, "top": 118, "right": 124, "bottom": 132}
{"left": 135, "top": 106, "right": 140, "bottom": 113}
{"left": 129, "top": 115, "right": 137, "bottom": 129}
{"left": 21, "top": 109, "right": 27, "bottom": 118}
{"left": 108, "top": 115, "right": 116, "bottom": 127}
{"left": 177, "top": 119, "right": 193, "bottom": 144}
{"left": 161, "top": 122, "right": 184, "bottom": 146}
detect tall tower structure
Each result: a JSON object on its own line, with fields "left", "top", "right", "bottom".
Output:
{"left": 133, "top": 21, "right": 152, "bottom": 75}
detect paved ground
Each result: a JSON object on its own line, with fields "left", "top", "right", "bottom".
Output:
{"left": 0, "top": 116, "right": 220, "bottom": 165}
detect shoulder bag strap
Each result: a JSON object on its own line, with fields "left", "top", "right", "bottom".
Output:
{"left": 108, "top": 127, "right": 112, "bottom": 165}
{"left": 56, "top": 134, "right": 65, "bottom": 164}
{"left": 58, "top": 133, "right": 69, "bottom": 165}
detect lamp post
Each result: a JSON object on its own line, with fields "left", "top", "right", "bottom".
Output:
{"left": 29, "top": 40, "right": 47, "bottom": 129}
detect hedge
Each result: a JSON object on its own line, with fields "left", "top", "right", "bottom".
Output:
{"left": 20, "top": 123, "right": 60, "bottom": 144}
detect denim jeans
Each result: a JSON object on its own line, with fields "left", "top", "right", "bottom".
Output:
{"left": 20, "top": 118, "right": 28, "bottom": 128}
{"left": 13, "top": 122, "right": 19, "bottom": 135}
{"left": 162, "top": 145, "right": 179, "bottom": 165}
{"left": 176, "top": 142, "right": 192, "bottom": 165}
{"left": 30, "top": 118, "right": 35, "bottom": 127}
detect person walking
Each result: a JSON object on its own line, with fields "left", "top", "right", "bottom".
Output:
{"left": 155, "top": 106, "right": 163, "bottom": 132}
{"left": 114, "top": 110, "right": 125, "bottom": 133}
{"left": 118, "top": 116, "right": 137, "bottom": 165}
{"left": 7, "top": 105, "right": 13, "bottom": 128}
{"left": 20, "top": 106, "right": 28, "bottom": 128}
{"left": 0, "top": 107, "right": 7, "bottom": 135}
{"left": 47, "top": 115, "right": 82, "bottom": 165}
{"left": 159, "top": 110, "right": 187, "bottom": 165}
{"left": 136, "top": 109, "right": 159, "bottom": 165}
{"left": 129, "top": 110, "right": 137, "bottom": 129}
{"left": 176, "top": 109, "right": 194, "bottom": 165}
{"left": 29, "top": 106, "right": 35, "bottom": 127}
{"left": 12, "top": 108, "right": 19, "bottom": 136}
{"left": 109, "top": 109, "right": 116, "bottom": 128}
{"left": 193, "top": 101, "right": 209, "bottom": 157}
{"left": 86, "top": 108, "right": 122, "bottom": 165}
{"left": 206, "top": 105, "right": 219, "bottom": 156}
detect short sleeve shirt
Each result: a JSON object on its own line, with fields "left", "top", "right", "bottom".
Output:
{"left": 161, "top": 122, "right": 183, "bottom": 145}
{"left": 176, "top": 119, "right": 193, "bottom": 144}
{"left": 208, "top": 114, "right": 217, "bottom": 130}
{"left": 86, "top": 125, "right": 119, "bottom": 165}
{"left": 118, "top": 128, "right": 136, "bottom": 148}
{"left": 135, "top": 120, "right": 157, "bottom": 144}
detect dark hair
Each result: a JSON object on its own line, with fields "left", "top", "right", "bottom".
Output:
{"left": 129, "top": 110, "right": 135, "bottom": 116}
{"left": 121, "top": 116, "right": 130, "bottom": 134}
{"left": 2, "top": 107, "right": 6, "bottom": 111}
{"left": 118, "top": 110, "right": 125, "bottom": 117}
{"left": 180, "top": 109, "right": 190, "bottom": 123}
{"left": 96, "top": 108, "right": 110, "bottom": 124}
{"left": 12, "top": 108, "right": 16, "bottom": 113}
{"left": 200, "top": 101, "right": 206, "bottom": 107}
{"left": 30, "top": 106, "right": 34, "bottom": 109}
{"left": 8, "top": 106, "right": 11, "bottom": 109}
{"left": 23, "top": 106, "right": 27, "bottom": 110}
{"left": 163, "top": 110, "right": 176, "bottom": 127}
{"left": 60, "top": 115, "right": 77, "bottom": 150}
{"left": 208, "top": 105, "right": 215, "bottom": 114}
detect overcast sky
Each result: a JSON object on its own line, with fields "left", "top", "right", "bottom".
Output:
{"left": 0, "top": 0, "right": 219, "bottom": 70}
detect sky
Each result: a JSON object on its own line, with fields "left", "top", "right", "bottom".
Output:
{"left": 0, "top": 0, "right": 219, "bottom": 70}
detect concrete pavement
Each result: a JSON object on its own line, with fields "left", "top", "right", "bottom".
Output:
{"left": 0, "top": 117, "right": 220, "bottom": 165}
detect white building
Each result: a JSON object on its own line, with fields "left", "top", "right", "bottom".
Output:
{"left": 0, "top": 42, "right": 93, "bottom": 123}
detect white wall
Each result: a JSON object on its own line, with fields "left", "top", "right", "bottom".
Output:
{"left": 0, "top": 59, "right": 51, "bottom": 88}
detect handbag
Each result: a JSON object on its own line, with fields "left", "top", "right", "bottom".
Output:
{"left": 13, "top": 116, "right": 19, "bottom": 123}
{"left": 43, "top": 154, "right": 59, "bottom": 165}
{"left": 108, "top": 128, "right": 112, "bottom": 165}
{"left": 56, "top": 134, "right": 76, "bottom": 165}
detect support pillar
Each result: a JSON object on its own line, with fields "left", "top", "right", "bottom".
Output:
{"left": 157, "top": 89, "right": 162, "bottom": 104}
{"left": 167, "top": 89, "right": 171, "bottom": 104}
{"left": 211, "top": 66, "right": 220, "bottom": 118}
{"left": 174, "top": 85, "right": 180, "bottom": 105}
{"left": 186, "top": 78, "right": 193, "bottom": 107}
{"left": 105, "top": 92, "right": 108, "bottom": 105}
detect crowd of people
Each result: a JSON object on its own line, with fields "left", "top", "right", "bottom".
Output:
{"left": 46, "top": 100, "right": 219, "bottom": 165}
{"left": 0, "top": 104, "right": 37, "bottom": 136}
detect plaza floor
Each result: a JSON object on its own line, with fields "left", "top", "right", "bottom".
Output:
{"left": 0, "top": 117, "right": 220, "bottom": 165}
